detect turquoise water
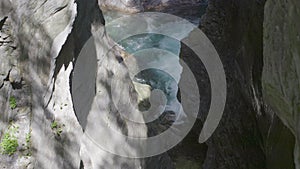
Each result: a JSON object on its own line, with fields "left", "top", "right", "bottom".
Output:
{"left": 119, "top": 34, "right": 179, "bottom": 56}
{"left": 103, "top": 9, "right": 205, "bottom": 123}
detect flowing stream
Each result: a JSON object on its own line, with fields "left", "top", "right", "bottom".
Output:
{"left": 102, "top": 5, "right": 207, "bottom": 123}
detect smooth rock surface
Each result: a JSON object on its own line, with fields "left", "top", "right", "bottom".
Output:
{"left": 1, "top": 0, "right": 299, "bottom": 168}
{"left": 263, "top": 0, "right": 300, "bottom": 168}
{"left": 0, "top": 0, "right": 79, "bottom": 168}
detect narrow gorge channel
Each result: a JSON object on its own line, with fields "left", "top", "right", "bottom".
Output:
{"left": 102, "top": 4, "right": 209, "bottom": 168}
{"left": 0, "top": 0, "right": 300, "bottom": 169}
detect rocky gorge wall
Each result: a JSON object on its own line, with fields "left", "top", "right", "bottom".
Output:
{"left": 0, "top": 0, "right": 299, "bottom": 169}
{"left": 98, "top": 0, "right": 206, "bottom": 13}
{"left": 199, "top": 0, "right": 299, "bottom": 168}
{"left": 199, "top": 0, "right": 295, "bottom": 168}
{"left": 263, "top": 0, "right": 300, "bottom": 168}
{"left": 0, "top": 0, "right": 148, "bottom": 168}
{"left": 186, "top": 0, "right": 267, "bottom": 168}
{"left": 0, "top": 0, "right": 80, "bottom": 168}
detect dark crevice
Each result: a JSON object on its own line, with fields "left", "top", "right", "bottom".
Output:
{"left": 3, "top": 68, "right": 12, "bottom": 81}
{"left": 52, "top": 4, "right": 68, "bottom": 15}
{"left": 69, "top": 0, "right": 106, "bottom": 131}
{"left": 1, "top": 68, "right": 23, "bottom": 89}
{"left": 79, "top": 160, "right": 84, "bottom": 169}
{"left": 0, "top": 16, "right": 8, "bottom": 30}
{"left": 11, "top": 80, "right": 23, "bottom": 89}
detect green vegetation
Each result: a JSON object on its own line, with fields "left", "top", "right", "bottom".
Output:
{"left": 26, "top": 132, "right": 31, "bottom": 145}
{"left": 56, "top": 128, "right": 63, "bottom": 136}
{"left": 51, "top": 121, "right": 58, "bottom": 129}
{"left": 51, "top": 120, "right": 64, "bottom": 137}
{"left": 0, "top": 124, "right": 19, "bottom": 155}
{"left": 25, "top": 130, "right": 32, "bottom": 156}
{"left": 9, "top": 96, "right": 17, "bottom": 109}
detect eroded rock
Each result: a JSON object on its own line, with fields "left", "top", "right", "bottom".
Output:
{"left": 263, "top": 0, "right": 300, "bottom": 168}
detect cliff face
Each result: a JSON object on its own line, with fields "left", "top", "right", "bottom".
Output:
{"left": 198, "top": 0, "right": 267, "bottom": 168}
{"left": 198, "top": 0, "right": 300, "bottom": 169}
{"left": 0, "top": 0, "right": 300, "bottom": 168}
{"left": 200, "top": 0, "right": 297, "bottom": 168}
{"left": 0, "top": 0, "right": 79, "bottom": 168}
{"left": 98, "top": 0, "right": 206, "bottom": 13}
{"left": 0, "top": 0, "right": 147, "bottom": 168}
{"left": 202, "top": 0, "right": 300, "bottom": 169}
{"left": 263, "top": 0, "right": 300, "bottom": 168}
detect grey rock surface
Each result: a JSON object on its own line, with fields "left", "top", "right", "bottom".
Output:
{"left": 99, "top": 0, "right": 144, "bottom": 13}
{"left": 0, "top": 8, "right": 33, "bottom": 168}
{"left": 0, "top": 82, "right": 11, "bottom": 125}
{"left": 72, "top": 19, "right": 149, "bottom": 168}
{"left": 199, "top": 0, "right": 267, "bottom": 168}
{"left": 1, "top": 0, "right": 152, "bottom": 168}
{"left": 1, "top": 0, "right": 299, "bottom": 168}
{"left": 0, "top": 0, "right": 79, "bottom": 168}
{"left": 199, "top": 0, "right": 298, "bottom": 168}
{"left": 262, "top": 0, "right": 300, "bottom": 168}
{"left": 99, "top": 0, "right": 207, "bottom": 14}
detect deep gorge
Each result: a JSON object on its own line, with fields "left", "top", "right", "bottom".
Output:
{"left": 0, "top": 0, "right": 299, "bottom": 169}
